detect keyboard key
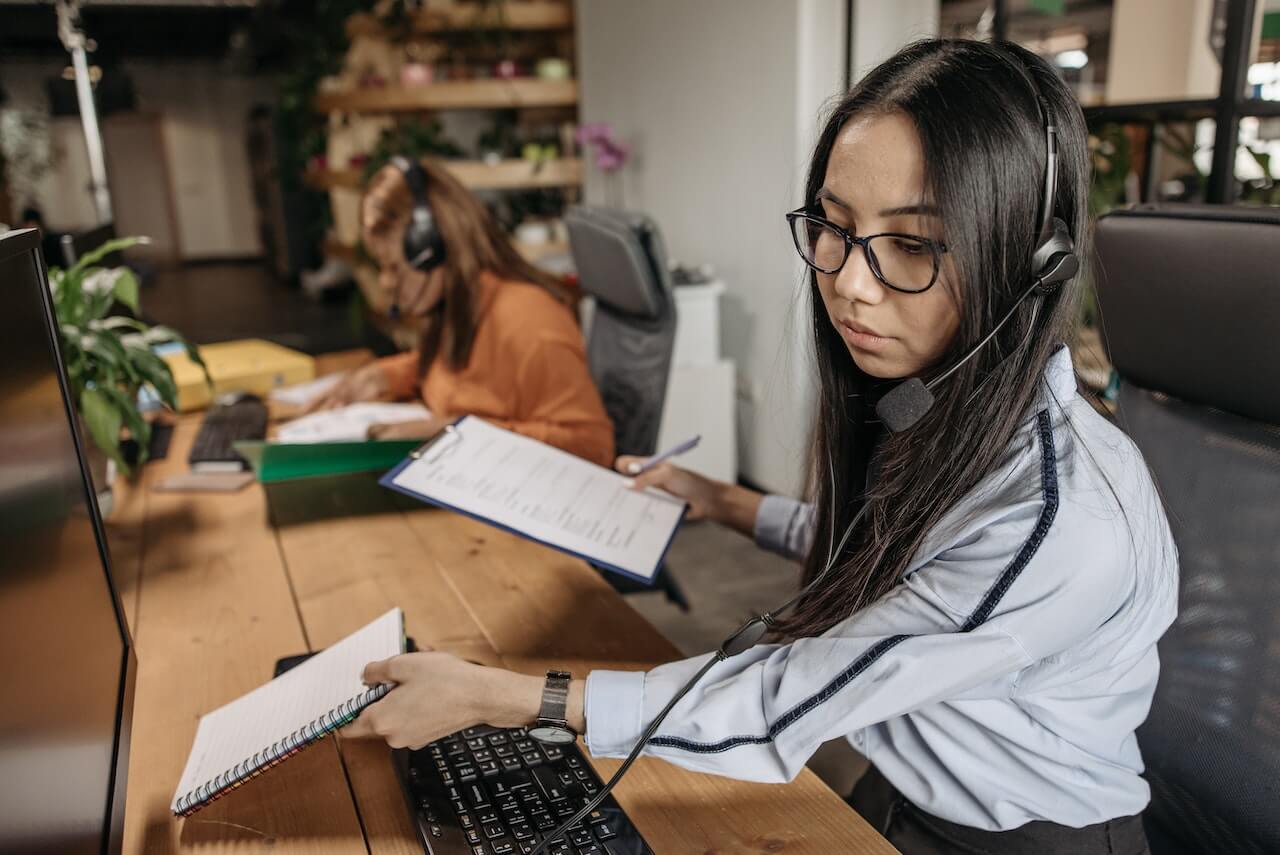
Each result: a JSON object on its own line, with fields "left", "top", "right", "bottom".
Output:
{"left": 585, "top": 810, "right": 606, "bottom": 824}
{"left": 573, "top": 769, "right": 591, "bottom": 781}
{"left": 542, "top": 746, "right": 564, "bottom": 761}
{"left": 448, "top": 742, "right": 468, "bottom": 756}
{"left": 453, "top": 799, "right": 468, "bottom": 814}
{"left": 591, "top": 821, "right": 617, "bottom": 840}
{"left": 463, "top": 726, "right": 488, "bottom": 737}
{"left": 471, "top": 845, "right": 486, "bottom": 855}
{"left": 466, "top": 829, "right": 482, "bottom": 845}
{"left": 523, "top": 751, "right": 544, "bottom": 767}
{"left": 496, "top": 794, "right": 519, "bottom": 812}
{"left": 473, "top": 748, "right": 495, "bottom": 763}
{"left": 532, "top": 767, "right": 568, "bottom": 802}
{"left": 496, "top": 744, "right": 516, "bottom": 758}
{"left": 565, "top": 757, "right": 581, "bottom": 769}
{"left": 488, "top": 733, "right": 510, "bottom": 746}
{"left": 582, "top": 783, "right": 599, "bottom": 796}
{"left": 458, "top": 765, "right": 479, "bottom": 783}
{"left": 468, "top": 737, "right": 488, "bottom": 750}
{"left": 510, "top": 822, "right": 534, "bottom": 840}
{"left": 557, "top": 771, "right": 575, "bottom": 787}
{"left": 441, "top": 771, "right": 456, "bottom": 786}
{"left": 515, "top": 740, "right": 536, "bottom": 753}
{"left": 511, "top": 727, "right": 528, "bottom": 737}
{"left": 484, "top": 823, "right": 506, "bottom": 840}
{"left": 492, "top": 842, "right": 516, "bottom": 855}
{"left": 466, "top": 783, "right": 491, "bottom": 810}
{"left": 577, "top": 845, "right": 605, "bottom": 855}
{"left": 501, "top": 757, "right": 523, "bottom": 772}
{"left": 569, "top": 827, "right": 593, "bottom": 847}
{"left": 534, "top": 813, "right": 557, "bottom": 831}
{"left": 478, "top": 810, "right": 500, "bottom": 825}
{"left": 429, "top": 824, "right": 443, "bottom": 838}
{"left": 479, "top": 760, "right": 501, "bottom": 777}
{"left": 555, "top": 801, "right": 577, "bottom": 819}
{"left": 429, "top": 745, "right": 443, "bottom": 757}
{"left": 459, "top": 813, "right": 475, "bottom": 829}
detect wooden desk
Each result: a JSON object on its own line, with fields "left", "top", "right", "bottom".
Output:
{"left": 107, "top": 416, "right": 897, "bottom": 854}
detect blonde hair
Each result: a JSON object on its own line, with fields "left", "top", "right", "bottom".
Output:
{"left": 361, "top": 158, "right": 570, "bottom": 371}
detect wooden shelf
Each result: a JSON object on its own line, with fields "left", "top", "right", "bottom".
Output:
{"left": 346, "top": 2, "right": 572, "bottom": 38}
{"left": 308, "top": 158, "right": 583, "bottom": 192}
{"left": 314, "top": 79, "right": 577, "bottom": 113}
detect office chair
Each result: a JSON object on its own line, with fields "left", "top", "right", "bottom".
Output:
{"left": 566, "top": 206, "right": 688, "bottom": 609}
{"left": 1094, "top": 203, "right": 1280, "bottom": 855}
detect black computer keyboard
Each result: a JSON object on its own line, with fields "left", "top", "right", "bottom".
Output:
{"left": 396, "top": 724, "right": 653, "bottom": 855}
{"left": 188, "top": 394, "right": 268, "bottom": 471}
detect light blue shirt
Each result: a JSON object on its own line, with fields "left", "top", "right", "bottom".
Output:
{"left": 584, "top": 347, "right": 1179, "bottom": 831}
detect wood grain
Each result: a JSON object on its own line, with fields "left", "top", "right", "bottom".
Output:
{"left": 113, "top": 419, "right": 368, "bottom": 854}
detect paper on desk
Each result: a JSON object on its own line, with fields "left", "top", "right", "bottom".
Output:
{"left": 267, "top": 373, "right": 345, "bottom": 407}
{"left": 276, "top": 402, "right": 431, "bottom": 443}
{"left": 382, "top": 417, "right": 686, "bottom": 583}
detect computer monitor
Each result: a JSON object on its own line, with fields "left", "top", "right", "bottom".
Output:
{"left": 0, "top": 229, "right": 136, "bottom": 854}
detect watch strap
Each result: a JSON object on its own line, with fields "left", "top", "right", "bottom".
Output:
{"left": 538, "top": 670, "right": 572, "bottom": 724}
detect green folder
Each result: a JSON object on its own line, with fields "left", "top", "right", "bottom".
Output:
{"left": 233, "top": 439, "right": 420, "bottom": 484}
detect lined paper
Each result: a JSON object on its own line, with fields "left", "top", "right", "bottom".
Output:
{"left": 171, "top": 608, "right": 403, "bottom": 814}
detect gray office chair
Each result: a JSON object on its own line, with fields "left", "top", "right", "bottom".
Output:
{"left": 1094, "top": 204, "right": 1280, "bottom": 855}
{"left": 566, "top": 206, "right": 687, "bottom": 608}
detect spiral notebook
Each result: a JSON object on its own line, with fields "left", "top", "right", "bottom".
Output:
{"left": 170, "top": 608, "right": 404, "bottom": 816}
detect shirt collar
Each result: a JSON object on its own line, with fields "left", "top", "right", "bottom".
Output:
{"left": 1038, "top": 344, "right": 1078, "bottom": 411}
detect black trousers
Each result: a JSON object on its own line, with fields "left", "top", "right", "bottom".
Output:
{"left": 849, "top": 765, "right": 1151, "bottom": 855}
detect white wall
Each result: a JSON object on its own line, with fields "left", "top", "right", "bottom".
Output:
{"left": 577, "top": 0, "right": 846, "bottom": 495}
{"left": 1, "top": 57, "right": 269, "bottom": 258}
{"left": 849, "top": 0, "right": 940, "bottom": 82}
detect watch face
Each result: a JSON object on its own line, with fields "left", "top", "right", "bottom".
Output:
{"left": 528, "top": 725, "right": 576, "bottom": 745}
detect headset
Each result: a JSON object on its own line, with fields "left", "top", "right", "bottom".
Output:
{"left": 527, "top": 55, "right": 1080, "bottom": 855}
{"left": 874, "top": 84, "right": 1080, "bottom": 432}
{"left": 391, "top": 155, "right": 446, "bottom": 273}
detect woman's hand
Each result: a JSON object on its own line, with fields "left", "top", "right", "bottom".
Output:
{"left": 306, "top": 362, "right": 391, "bottom": 412}
{"left": 615, "top": 456, "right": 765, "bottom": 537}
{"left": 614, "top": 457, "right": 727, "bottom": 521}
{"left": 344, "top": 651, "right": 544, "bottom": 750}
{"left": 366, "top": 415, "right": 451, "bottom": 441}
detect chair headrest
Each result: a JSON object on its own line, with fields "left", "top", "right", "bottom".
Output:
{"left": 1094, "top": 204, "right": 1280, "bottom": 425}
{"left": 565, "top": 206, "right": 671, "bottom": 319}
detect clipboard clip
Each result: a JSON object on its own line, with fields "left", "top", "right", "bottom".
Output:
{"left": 409, "top": 423, "right": 462, "bottom": 464}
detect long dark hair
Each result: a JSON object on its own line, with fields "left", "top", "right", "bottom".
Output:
{"left": 772, "top": 39, "right": 1091, "bottom": 639}
{"left": 362, "top": 159, "right": 571, "bottom": 372}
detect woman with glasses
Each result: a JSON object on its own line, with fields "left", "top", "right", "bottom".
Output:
{"left": 349, "top": 39, "right": 1175, "bottom": 855}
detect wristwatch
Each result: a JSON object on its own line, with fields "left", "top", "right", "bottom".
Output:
{"left": 528, "top": 670, "right": 577, "bottom": 745}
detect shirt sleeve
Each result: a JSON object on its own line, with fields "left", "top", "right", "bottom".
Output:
{"left": 584, "top": 496, "right": 1128, "bottom": 783}
{"left": 376, "top": 351, "right": 421, "bottom": 401}
{"left": 753, "top": 495, "right": 816, "bottom": 561}
{"left": 482, "top": 333, "right": 615, "bottom": 469}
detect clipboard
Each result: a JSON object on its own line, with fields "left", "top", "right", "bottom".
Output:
{"left": 378, "top": 417, "right": 687, "bottom": 585}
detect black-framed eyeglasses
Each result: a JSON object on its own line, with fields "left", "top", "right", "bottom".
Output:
{"left": 785, "top": 209, "right": 949, "bottom": 294}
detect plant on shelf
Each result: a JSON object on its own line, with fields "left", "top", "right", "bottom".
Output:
{"left": 361, "top": 117, "right": 466, "bottom": 180}
{"left": 48, "top": 236, "right": 207, "bottom": 477}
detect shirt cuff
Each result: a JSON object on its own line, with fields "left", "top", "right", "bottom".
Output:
{"left": 753, "top": 494, "right": 808, "bottom": 558}
{"left": 584, "top": 669, "right": 646, "bottom": 758}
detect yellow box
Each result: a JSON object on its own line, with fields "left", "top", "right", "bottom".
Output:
{"left": 164, "top": 339, "right": 315, "bottom": 411}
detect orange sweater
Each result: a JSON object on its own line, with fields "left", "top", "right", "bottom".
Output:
{"left": 377, "top": 271, "right": 615, "bottom": 468}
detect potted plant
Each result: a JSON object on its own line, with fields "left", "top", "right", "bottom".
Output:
{"left": 48, "top": 236, "right": 206, "bottom": 489}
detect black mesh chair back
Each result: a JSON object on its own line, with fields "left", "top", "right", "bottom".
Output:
{"left": 1094, "top": 204, "right": 1280, "bottom": 855}
{"left": 565, "top": 206, "right": 676, "bottom": 459}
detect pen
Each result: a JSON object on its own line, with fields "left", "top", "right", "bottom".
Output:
{"left": 627, "top": 435, "right": 701, "bottom": 475}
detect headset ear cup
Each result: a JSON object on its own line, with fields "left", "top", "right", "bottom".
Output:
{"left": 1030, "top": 217, "right": 1078, "bottom": 294}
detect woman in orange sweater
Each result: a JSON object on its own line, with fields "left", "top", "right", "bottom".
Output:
{"left": 311, "top": 157, "right": 615, "bottom": 468}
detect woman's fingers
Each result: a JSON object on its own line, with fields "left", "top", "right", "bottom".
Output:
{"left": 614, "top": 455, "right": 644, "bottom": 475}
{"left": 362, "top": 657, "right": 395, "bottom": 686}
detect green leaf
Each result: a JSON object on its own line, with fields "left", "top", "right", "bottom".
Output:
{"left": 98, "top": 383, "right": 151, "bottom": 469}
{"left": 123, "top": 342, "right": 180, "bottom": 408}
{"left": 90, "top": 316, "right": 149, "bottom": 334}
{"left": 66, "top": 236, "right": 150, "bottom": 280}
{"left": 111, "top": 268, "right": 140, "bottom": 314}
{"left": 79, "top": 386, "right": 128, "bottom": 473}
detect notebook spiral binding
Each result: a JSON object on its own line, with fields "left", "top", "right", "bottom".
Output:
{"left": 173, "top": 683, "right": 391, "bottom": 816}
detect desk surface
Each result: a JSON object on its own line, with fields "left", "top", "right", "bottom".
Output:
{"left": 106, "top": 370, "right": 897, "bottom": 854}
